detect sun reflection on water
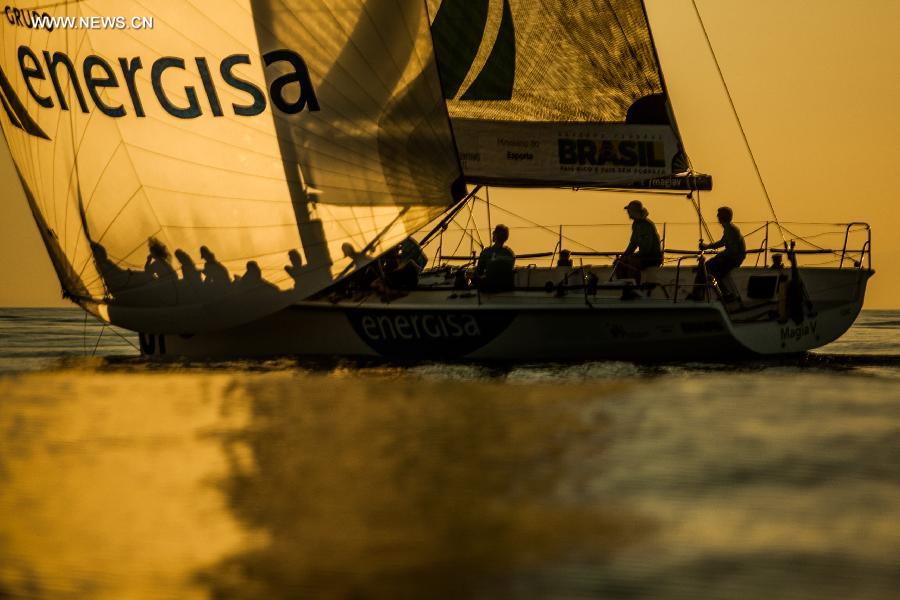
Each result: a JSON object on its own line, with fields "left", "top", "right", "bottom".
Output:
{"left": 0, "top": 371, "right": 646, "bottom": 599}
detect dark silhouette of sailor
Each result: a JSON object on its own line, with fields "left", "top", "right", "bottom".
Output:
{"left": 145, "top": 237, "right": 177, "bottom": 281}
{"left": 174, "top": 249, "right": 204, "bottom": 302}
{"left": 91, "top": 242, "right": 137, "bottom": 294}
{"left": 342, "top": 242, "right": 371, "bottom": 269}
{"left": 200, "top": 246, "right": 231, "bottom": 293}
{"left": 237, "top": 260, "right": 279, "bottom": 294}
{"left": 284, "top": 249, "right": 306, "bottom": 288}
{"left": 476, "top": 224, "right": 516, "bottom": 292}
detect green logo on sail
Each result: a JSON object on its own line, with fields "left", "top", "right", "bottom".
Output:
{"left": 431, "top": 0, "right": 515, "bottom": 101}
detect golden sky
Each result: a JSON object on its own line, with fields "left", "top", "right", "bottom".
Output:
{"left": 1, "top": 0, "right": 898, "bottom": 308}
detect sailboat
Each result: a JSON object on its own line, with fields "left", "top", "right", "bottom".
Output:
{"left": 1, "top": 0, "right": 872, "bottom": 361}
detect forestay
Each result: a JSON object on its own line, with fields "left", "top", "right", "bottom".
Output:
{"left": 429, "top": 0, "right": 706, "bottom": 191}
{"left": 0, "top": 0, "right": 463, "bottom": 333}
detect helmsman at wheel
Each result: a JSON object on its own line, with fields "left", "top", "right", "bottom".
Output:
{"left": 691, "top": 206, "right": 746, "bottom": 300}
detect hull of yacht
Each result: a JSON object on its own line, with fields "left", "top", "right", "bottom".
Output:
{"left": 138, "top": 266, "right": 872, "bottom": 362}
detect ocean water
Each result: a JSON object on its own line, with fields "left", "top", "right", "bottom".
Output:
{"left": 0, "top": 309, "right": 898, "bottom": 599}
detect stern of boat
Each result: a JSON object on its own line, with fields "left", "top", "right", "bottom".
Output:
{"left": 726, "top": 267, "right": 873, "bottom": 355}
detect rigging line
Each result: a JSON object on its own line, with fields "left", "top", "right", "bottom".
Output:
{"left": 445, "top": 196, "right": 481, "bottom": 258}
{"left": 779, "top": 225, "right": 844, "bottom": 258}
{"left": 466, "top": 196, "right": 484, "bottom": 249}
{"left": 336, "top": 207, "right": 412, "bottom": 279}
{"left": 419, "top": 187, "right": 481, "bottom": 248}
{"left": 91, "top": 324, "right": 105, "bottom": 357}
{"left": 105, "top": 324, "right": 140, "bottom": 352}
{"left": 448, "top": 210, "right": 476, "bottom": 258}
{"left": 775, "top": 227, "right": 846, "bottom": 241}
{"left": 485, "top": 186, "right": 492, "bottom": 239}
{"left": 689, "top": 0, "right": 785, "bottom": 244}
{"left": 476, "top": 200, "right": 604, "bottom": 253}
{"left": 688, "top": 187, "right": 713, "bottom": 242}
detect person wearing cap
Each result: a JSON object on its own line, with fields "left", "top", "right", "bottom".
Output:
{"left": 477, "top": 224, "right": 516, "bottom": 292}
{"left": 614, "top": 200, "right": 663, "bottom": 283}
{"left": 690, "top": 206, "right": 746, "bottom": 300}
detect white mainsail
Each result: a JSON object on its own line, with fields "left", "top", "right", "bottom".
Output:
{"left": 0, "top": 0, "right": 463, "bottom": 333}
{"left": 428, "top": 0, "right": 704, "bottom": 190}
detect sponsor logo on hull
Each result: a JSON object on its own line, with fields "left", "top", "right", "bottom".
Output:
{"left": 346, "top": 309, "right": 514, "bottom": 359}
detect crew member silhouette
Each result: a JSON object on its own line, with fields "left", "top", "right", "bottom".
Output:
{"left": 91, "top": 242, "right": 136, "bottom": 294}
{"left": 284, "top": 249, "right": 305, "bottom": 289}
{"left": 476, "top": 224, "right": 516, "bottom": 292}
{"left": 690, "top": 206, "right": 746, "bottom": 301}
{"left": 236, "top": 261, "right": 279, "bottom": 295}
{"left": 342, "top": 242, "right": 371, "bottom": 270}
{"left": 200, "top": 246, "right": 231, "bottom": 294}
{"left": 174, "top": 249, "right": 203, "bottom": 302}
{"left": 145, "top": 237, "right": 177, "bottom": 281}
{"left": 614, "top": 200, "right": 662, "bottom": 284}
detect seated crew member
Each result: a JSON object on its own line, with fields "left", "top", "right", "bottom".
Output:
{"left": 477, "top": 224, "right": 516, "bottom": 292}
{"left": 145, "top": 237, "right": 177, "bottom": 282}
{"left": 769, "top": 253, "right": 784, "bottom": 270}
{"left": 614, "top": 200, "right": 663, "bottom": 284}
{"left": 557, "top": 249, "right": 573, "bottom": 267}
{"left": 399, "top": 237, "right": 428, "bottom": 271}
{"left": 690, "top": 206, "right": 747, "bottom": 301}
{"left": 383, "top": 237, "right": 428, "bottom": 290}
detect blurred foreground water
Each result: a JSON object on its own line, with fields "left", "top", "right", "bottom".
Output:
{"left": 0, "top": 309, "right": 898, "bottom": 599}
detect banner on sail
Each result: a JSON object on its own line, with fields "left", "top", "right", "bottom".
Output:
{"left": 452, "top": 120, "right": 710, "bottom": 190}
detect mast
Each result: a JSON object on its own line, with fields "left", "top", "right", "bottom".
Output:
{"left": 249, "top": 0, "right": 333, "bottom": 291}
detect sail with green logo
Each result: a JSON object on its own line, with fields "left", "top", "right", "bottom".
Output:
{"left": 0, "top": 0, "right": 463, "bottom": 333}
{"left": 428, "top": 0, "right": 708, "bottom": 191}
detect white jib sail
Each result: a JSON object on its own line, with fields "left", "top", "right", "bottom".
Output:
{"left": 0, "top": 0, "right": 463, "bottom": 333}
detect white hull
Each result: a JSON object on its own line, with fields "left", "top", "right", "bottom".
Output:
{"left": 138, "top": 266, "right": 872, "bottom": 361}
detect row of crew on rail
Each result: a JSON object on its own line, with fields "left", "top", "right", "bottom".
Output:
{"left": 473, "top": 200, "right": 747, "bottom": 297}
{"left": 358, "top": 200, "right": 748, "bottom": 298}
